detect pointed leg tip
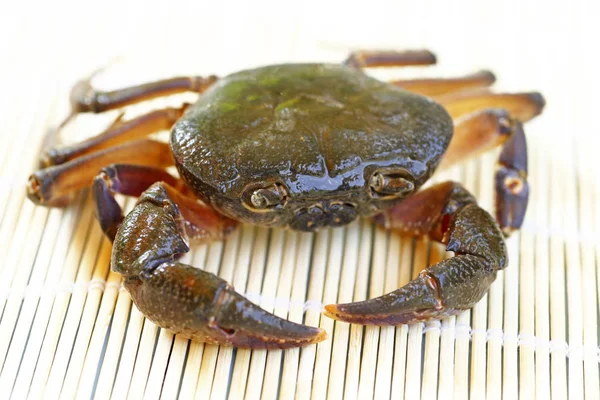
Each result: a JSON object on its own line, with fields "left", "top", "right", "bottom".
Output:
{"left": 232, "top": 324, "right": 327, "bottom": 349}
{"left": 215, "top": 289, "right": 328, "bottom": 349}
{"left": 502, "top": 227, "right": 516, "bottom": 238}
{"left": 323, "top": 304, "right": 340, "bottom": 320}
{"left": 323, "top": 276, "right": 448, "bottom": 326}
{"left": 322, "top": 303, "right": 382, "bottom": 325}
{"left": 26, "top": 174, "right": 73, "bottom": 207}
{"left": 476, "top": 69, "right": 497, "bottom": 84}
{"left": 27, "top": 175, "right": 43, "bottom": 205}
{"left": 420, "top": 50, "right": 437, "bottom": 64}
{"left": 285, "top": 324, "right": 328, "bottom": 346}
{"left": 311, "top": 327, "right": 328, "bottom": 344}
{"left": 527, "top": 92, "right": 546, "bottom": 114}
{"left": 278, "top": 325, "right": 328, "bottom": 347}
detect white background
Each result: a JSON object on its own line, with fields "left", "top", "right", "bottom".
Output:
{"left": 1, "top": 0, "right": 598, "bottom": 142}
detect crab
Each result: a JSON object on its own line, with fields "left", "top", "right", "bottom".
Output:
{"left": 27, "top": 49, "right": 544, "bottom": 349}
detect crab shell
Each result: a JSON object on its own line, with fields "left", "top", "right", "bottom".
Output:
{"left": 171, "top": 64, "right": 453, "bottom": 231}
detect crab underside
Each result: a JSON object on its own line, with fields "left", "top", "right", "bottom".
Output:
{"left": 28, "top": 49, "right": 544, "bottom": 349}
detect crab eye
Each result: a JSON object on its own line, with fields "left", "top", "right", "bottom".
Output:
{"left": 244, "top": 183, "right": 289, "bottom": 211}
{"left": 369, "top": 169, "right": 414, "bottom": 199}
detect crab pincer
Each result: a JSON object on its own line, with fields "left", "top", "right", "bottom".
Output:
{"left": 112, "top": 183, "right": 326, "bottom": 349}
{"left": 324, "top": 182, "right": 507, "bottom": 325}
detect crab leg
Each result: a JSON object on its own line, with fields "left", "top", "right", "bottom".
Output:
{"left": 439, "top": 108, "right": 516, "bottom": 169}
{"left": 28, "top": 139, "right": 172, "bottom": 207}
{"left": 92, "top": 164, "right": 187, "bottom": 240}
{"left": 495, "top": 119, "right": 529, "bottom": 235}
{"left": 40, "top": 70, "right": 215, "bottom": 166}
{"left": 437, "top": 108, "right": 534, "bottom": 234}
{"left": 343, "top": 49, "right": 436, "bottom": 68}
{"left": 42, "top": 105, "right": 188, "bottom": 167}
{"left": 69, "top": 75, "right": 217, "bottom": 114}
{"left": 437, "top": 89, "right": 545, "bottom": 122}
{"left": 110, "top": 182, "right": 326, "bottom": 349}
{"left": 324, "top": 181, "right": 507, "bottom": 325}
{"left": 391, "top": 70, "right": 496, "bottom": 97}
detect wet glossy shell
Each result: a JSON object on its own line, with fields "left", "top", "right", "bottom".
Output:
{"left": 171, "top": 64, "right": 453, "bottom": 229}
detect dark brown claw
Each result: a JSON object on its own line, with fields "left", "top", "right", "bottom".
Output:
{"left": 325, "top": 182, "right": 507, "bottom": 326}
{"left": 323, "top": 272, "right": 444, "bottom": 325}
{"left": 112, "top": 182, "right": 325, "bottom": 349}
{"left": 126, "top": 263, "right": 326, "bottom": 349}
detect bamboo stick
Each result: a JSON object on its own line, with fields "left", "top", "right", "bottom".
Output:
{"left": 390, "top": 240, "right": 413, "bottom": 400}
{"left": 576, "top": 133, "right": 600, "bottom": 400}
{"left": 28, "top": 195, "right": 96, "bottom": 398}
{"left": 373, "top": 229, "right": 400, "bottom": 400}
{"left": 532, "top": 140, "right": 551, "bottom": 400}
{"left": 245, "top": 229, "right": 285, "bottom": 400}
{"left": 60, "top": 236, "right": 112, "bottom": 399}
{"left": 228, "top": 227, "right": 270, "bottom": 399}
{"left": 342, "top": 220, "right": 372, "bottom": 400}
{"left": 311, "top": 228, "right": 345, "bottom": 400}
{"left": 0, "top": 208, "right": 62, "bottom": 395}
{"left": 295, "top": 228, "right": 329, "bottom": 400}
{"left": 405, "top": 239, "right": 426, "bottom": 400}
{"left": 356, "top": 227, "right": 387, "bottom": 399}
{"left": 326, "top": 222, "right": 359, "bottom": 400}
{"left": 549, "top": 138, "right": 568, "bottom": 400}
{"left": 279, "top": 231, "right": 317, "bottom": 399}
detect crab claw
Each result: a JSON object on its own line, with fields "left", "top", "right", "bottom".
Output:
{"left": 323, "top": 272, "right": 445, "bottom": 325}
{"left": 112, "top": 182, "right": 325, "bottom": 349}
{"left": 324, "top": 182, "right": 507, "bottom": 326}
{"left": 208, "top": 283, "right": 327, "bottom": 349}
{"left": 125, "top": 263, "right": 326, "bottom": 349}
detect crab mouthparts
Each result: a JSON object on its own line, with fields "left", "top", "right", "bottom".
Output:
{"left": 290, "top": 201, "right": 358, "bottom": 232}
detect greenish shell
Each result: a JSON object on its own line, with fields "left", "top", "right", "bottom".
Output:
{"left": 171, "top": 64, "right": 453, "bottom": 229}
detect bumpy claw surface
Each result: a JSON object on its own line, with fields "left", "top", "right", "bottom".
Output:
{"left": 125, "top": 264, "right": 326, "bottom": 349}
{"left": 113, "top": 183, "right": 326, "bottom": 349}
{"left": 324, "top": 182, "right": 507, "bottom": 326}
{"left": 323, "top": 272, "right": 444, "bottom": 325}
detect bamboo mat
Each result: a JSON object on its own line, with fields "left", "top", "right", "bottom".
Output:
{"left": 1, "top": 1, "right": 599, "bottom": 399}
